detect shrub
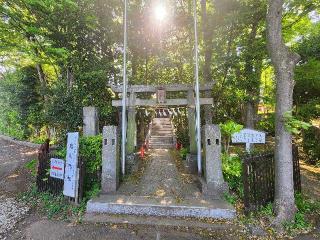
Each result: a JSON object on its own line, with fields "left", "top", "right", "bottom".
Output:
{"left": 179, "top": 147, "right": 189, "bottom": 160}
{"left": 222, "top": 153, "right": 243, "bottom": 197}
{"left": 54, "top": 135, "right": 102, "bottom": 199}
{"left": 220, "top": 121, "right": 243, "bottom": 153}
{"left": 283, "top": 194, "right": 320, "bottom": 234}
{"left": 302, "top": 126, "right": 320, "bottom": 165}
{"left": 257, "top": 113, "right": 275, "bottom": 136}
{"left": 79, "top": 135, "right": 103, "bottom": 199}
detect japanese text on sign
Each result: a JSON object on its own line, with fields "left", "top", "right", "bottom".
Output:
{"left": 50, "top": 158, "right": 65, "bottom": 180}
{"left": 232, "top": 129, "right": 266, "bottom": 144}
{"left": 63, "top": 132, "right": 79, "bottom": 198}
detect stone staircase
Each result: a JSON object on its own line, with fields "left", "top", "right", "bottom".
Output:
{"left": 148, "top": 118, "right": 174, "bottom": 149}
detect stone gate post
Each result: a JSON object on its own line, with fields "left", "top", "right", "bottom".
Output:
{"left": 102, "top": 126, "right": 120, "bottom": 193}
{"left": 201, "top": 124, "right": 228, "bottom": 196}
{"left": 83, "top": 107, "right": 99, "bottom": 136}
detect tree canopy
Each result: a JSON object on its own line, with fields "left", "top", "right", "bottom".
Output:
{"left": 0, "top": 0, "right": 319, "bottom": 143}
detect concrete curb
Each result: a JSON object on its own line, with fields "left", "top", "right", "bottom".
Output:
{"left": 0, "top": 134, "right": 41, "bottom": 149}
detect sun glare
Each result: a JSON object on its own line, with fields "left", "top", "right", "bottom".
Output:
{"left": 154, "top": 4, "right": 167, "bottom": 22}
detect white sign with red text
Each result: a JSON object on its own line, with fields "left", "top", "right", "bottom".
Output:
{"left": 50, "top": 158, "right": 65, "bottom": 180}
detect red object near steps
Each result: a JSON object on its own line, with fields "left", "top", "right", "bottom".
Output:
{"left": 140, "top": 146, "right": 145, "bottom": 158}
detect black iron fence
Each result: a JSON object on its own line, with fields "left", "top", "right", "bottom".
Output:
{"left": 36, "top": 141, "right": 64, "bottom": 194}
{"left": 36, "top": 141, "right": 84, "bottom": 202}
{"left": 242, "top": 145, "right": 301, "bottom": 213}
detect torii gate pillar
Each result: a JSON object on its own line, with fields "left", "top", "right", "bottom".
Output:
{"left": 187, "top": 90, "right": 197, "bottom": 154}
{"left": 126, "top": 92, "right": 137, "bottom": 154}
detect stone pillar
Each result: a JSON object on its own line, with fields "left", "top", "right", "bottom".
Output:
{"left": 126, "top": 93, "right": 137, "bottom": 154}
{"left": 83, "top": 107, "right": 99, "bottom": 136}
{"left": 201, "top": 124, "right": 228, "bottom": 196}
{"left": 102, "top": 126, "right": 119, "bottom": 193}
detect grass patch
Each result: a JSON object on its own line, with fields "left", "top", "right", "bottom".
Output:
{"left": 20, "top": 185, "right": 86, "bottom": 222}
{"left": 283, "top": 194, "right": 320, "bottom": 235}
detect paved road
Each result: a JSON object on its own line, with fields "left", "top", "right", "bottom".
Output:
{"left": 0, "top": 138, "right": 37, "bottom": 180}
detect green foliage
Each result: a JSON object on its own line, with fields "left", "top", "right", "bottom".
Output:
{"left": 284, "top": 111, "right": 311, "bottom": 135}
{"left": 283, "top": 194, "right": 320, "bottom": 234}
{"left": 220, "top": 121, "right": 243, "bottom": 153}
{"left": 172, "top": 112, "right": 189, "bottom": 148}
{"left": 179, "top": 147, "right": 189, "bottom": 160}
{"left": 257, "top": 113, "right": 275, "bottom": 135}
{"left": 284, "top": 212, "right": 311, "bottom": 232}
{"left": 220, "top": 120, "right": 244, "bottom": 136}
{"left": 258, "top": 202, "right": 273, "bottom": 217}
{"left": 297, "top": 100, "right": 320, "bottom": 122}
{"left": 224, "top": 192, "right": 237, "bottom": 205}
{"left": 79, "top": 135, "right": 103, "bottom": 199}
{"left": 20, "top": 185, "right": 85, "bottom": 221}
{"left": 25, "top": 159, "right": 38, "bottom": 177}
{"left": 79, "top": 135, "right": 103, "bottom": 174}
{"left": 55, "top": 135, "right": 103, "bottom": 199}
{"left": 302, "top": 126, "right": 320, "bottom": 165}
{"left": 222, "top": 153, "right": 243, "bottom": 197}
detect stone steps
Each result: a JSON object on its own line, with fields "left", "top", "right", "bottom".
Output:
{"left": 150, "top": 141, "right": 173, "bottom": 144}
{"left": 149, "top": 117, "right": 174, "bottom": 149}
{"left": 86, "top": 194, "right": 236, "bottom": 220}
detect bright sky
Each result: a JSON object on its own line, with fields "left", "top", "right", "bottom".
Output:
{"left": 309, "top": 10, "right": 320, "bottom": 23}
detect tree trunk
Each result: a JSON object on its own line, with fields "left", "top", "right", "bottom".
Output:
{"left": 243, "top": 16, "right": 261, "bottom": 129}
{"left": 245, "top": 101, "right": 255, "bottom": 129}
{"left": 266, "top": 0, "right": 300, "bottom": 224}
{"left": 201, "top": 0, "right": 213, "bottom": 124}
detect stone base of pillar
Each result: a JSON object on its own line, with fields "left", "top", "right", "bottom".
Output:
{"left": 198, "top": 177, "right": 229, "bottom": 198}
{"left": 102, "top": 126, "right": 119, "bottom": 193}
{"left": 184, "top": 154, "right": 198, "bottom": 174}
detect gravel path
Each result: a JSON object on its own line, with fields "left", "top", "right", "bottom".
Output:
{"left": 0, "top": 138, "right": 37, "bottom": 239}
{"left": 0, "top": 138, "right": 38, "bottom": 180}
{"left": 135, "top": 149, "right": 184, "bottom": 197}
{"left": 0, "top": 196, "right": 29, "bottom": 237}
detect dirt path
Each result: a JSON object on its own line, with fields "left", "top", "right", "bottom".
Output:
{"left": 2, "top": 139, "right": 320, "bottom": 240}
{"left": 0, "top": 138, "right": 37, "bottom": 181}
{"left": 0, "top": 138, "right": 38, "bottom": 239}
{"left": 135, "top": 149, "right": 184, "bottom": 197}
{"left": 300, "top": 161, "right": 320, "bottom": 201}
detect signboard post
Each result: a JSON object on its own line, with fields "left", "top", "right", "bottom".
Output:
{"left": 231, "top": 128, "right": 266, "bottom": 153}
{"left": 50, "top": 158, "right": 65, "bottom": 180}
{"left": 63, "top": 132, "right": 80, "bottom": 203}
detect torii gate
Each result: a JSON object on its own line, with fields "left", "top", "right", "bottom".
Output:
{"left": 121, "top": 0, "right": 202, "bottom": 175}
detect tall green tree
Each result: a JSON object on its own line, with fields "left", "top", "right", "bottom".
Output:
{"left": 267, "top": 0, "right": 300, "bottom": 224}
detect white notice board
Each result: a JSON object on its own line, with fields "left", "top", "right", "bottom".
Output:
{"left": 63, "top": 132, "right": 79, "bottom": 198}
{"left": 232, "top": 128, "right": 266, "bottom": 144}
